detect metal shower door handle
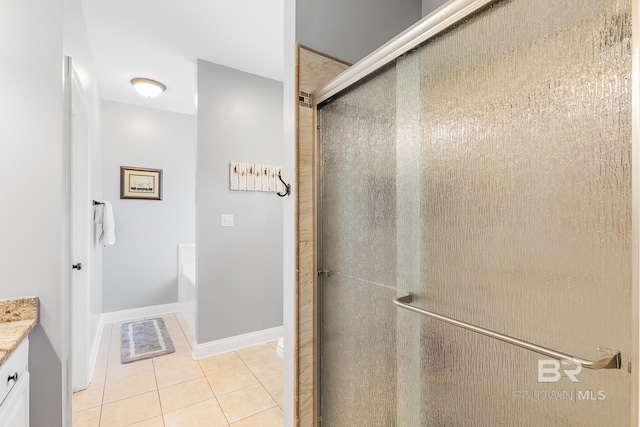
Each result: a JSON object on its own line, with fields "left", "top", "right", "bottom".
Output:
{"left": 393, "top": 294, "right": 621, "bottom": 370}
{"left": 318, "top": 269, "right": 331, "bottom": 278}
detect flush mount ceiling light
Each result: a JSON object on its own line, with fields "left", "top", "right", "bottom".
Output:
{"left": 130, "top": 77, "right": 166, "bottom": 98}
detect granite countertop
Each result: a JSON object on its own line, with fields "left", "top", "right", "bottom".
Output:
{"left": 0, "top": 297, "right": 38, "bottom": 366}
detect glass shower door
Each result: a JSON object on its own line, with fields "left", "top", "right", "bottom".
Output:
{"left": 319, "top": 63, "right": 400, "bottom": 426}
{"left": 318, "top": 0, "right": 632, "bottom": 425}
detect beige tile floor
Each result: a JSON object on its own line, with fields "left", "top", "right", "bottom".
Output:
{"left": 72, "top": 313, "right": 283, "bottom": 427}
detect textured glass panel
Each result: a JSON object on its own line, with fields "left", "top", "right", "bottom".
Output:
{"left": 319, "top": 64, "right": 398, "bottom": 426}
{"left": 395, "top": 51, "right": 424, "bottom": 427}
{"left": 320, "top": 274, "right": 397, "bottom": 426}
{"left": 414, "top": 0, "right": 631, "bottom": 424}
{"left": 319, "top": 0, "right": 632, "bottom": 425}
{"left": 320, "top": 65, "right": 397, "bottom": 288}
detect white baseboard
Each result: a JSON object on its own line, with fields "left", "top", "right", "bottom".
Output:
{"left": 181, "top": 301, "right": 196, "bottom": 335}
{"left": 101, "top": 302, "right": 185, "bottom": 324}
{"left": 192, "top": 325, "right": 283, "bottom": 360}
{"left": 95, "top": 304, "right": 281, "bottom": 365}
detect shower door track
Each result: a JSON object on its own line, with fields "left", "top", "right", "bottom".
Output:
{"left": 312, "top": 0, "right": 495, "bottom": 106}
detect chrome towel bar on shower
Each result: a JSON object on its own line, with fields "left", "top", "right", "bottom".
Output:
{"left": 393, "top": 294, "right": 621, "bottom": 370}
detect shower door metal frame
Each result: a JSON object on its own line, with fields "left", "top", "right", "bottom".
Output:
{"left": 314, "top": 109, "right": 323, "bottom": 426}
{"left": 312, "top": 0, "right": 640, "bottom": 425}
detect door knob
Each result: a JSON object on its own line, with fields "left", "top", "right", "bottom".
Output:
{"left": 72, "top": 263, "right": 82, "bottom": 271}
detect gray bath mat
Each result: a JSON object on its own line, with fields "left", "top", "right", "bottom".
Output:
{"left": 121, "top": 317, "right": 175, "bottom": 363}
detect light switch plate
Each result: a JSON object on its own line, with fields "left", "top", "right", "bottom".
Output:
{"left": 221, "top": 214, "right": 234, "bottom": 227}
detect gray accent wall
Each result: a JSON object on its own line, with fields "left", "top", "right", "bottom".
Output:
{"left": 0, "top": 0, "right": 64, "bottom": 425}
{"left": 196, "top": 59, "right": 284, "bottom": 344}
{"left": 296, "top": 0, "right": 422, "bottom": 64}
{"left": 422, "top": 0, "right": 448, "bottom": 17}
{"left": 102, "top": 101, "right": 196, "bottom": 312}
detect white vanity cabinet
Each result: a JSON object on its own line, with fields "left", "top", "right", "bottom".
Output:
{"left": 0, "top": 337, "right": 29, "bottom": 427}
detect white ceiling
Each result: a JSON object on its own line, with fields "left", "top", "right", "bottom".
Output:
{"left": 82, "top": 0, "right": 284, "bottom": 115}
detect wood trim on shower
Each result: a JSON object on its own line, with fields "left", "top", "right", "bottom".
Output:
{"left": 295, "top": 44, "right": 350, "bottom": 426}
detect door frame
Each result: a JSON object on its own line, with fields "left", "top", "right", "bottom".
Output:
{"left": 630, "top": 0, "right": 640, "bottom": 424}
{"left": 62, "top": 54, "right": 72, "bottom": 427}
{"left": 68, "top": 61, "right": 93, "bottom": 392}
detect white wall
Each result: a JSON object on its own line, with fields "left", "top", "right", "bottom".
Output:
{"left": 296, "top": 0, "right": 422, "bottom": 64}
{"left": 0, "top": 1, "right": 65, "bottom": 425}
{"left": 102, "top": 101, "right": 196, "bottom": 312}
{"left": 196, "top": 60, "right": 284, "bottom": 344}
{"left": 282, "top": 2, "right": 296, "bottom": 426}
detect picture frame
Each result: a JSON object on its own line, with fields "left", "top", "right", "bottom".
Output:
{"left": 120, "top": 166, "right": 163, "bottom": 200}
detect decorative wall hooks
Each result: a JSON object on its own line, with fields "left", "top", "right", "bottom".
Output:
{"left": 277, "top": 171, "right": 291, "bottom": 197}
{"left": 229, "top": 161, "right": 290, "bottom": 196}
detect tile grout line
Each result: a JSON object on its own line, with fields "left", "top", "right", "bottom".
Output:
{"left": 159, "top": 313, "right": 187, "bottom": 425}
{"left": 233, "top": 348, "right": 283, "bottom": 421}
{"left": 107, "top": 321, "right": 161, "bottom": 427}
{"left": 122, "top": 314, "right": 176, "bottom": 426}
{"left": 208, "top": 349, "right": 258, "bottom": 425}
{"left": 95, "top": 323, "right": 108, "bottom": 427}
{"left": 98, "top": 322, "right": 114, "bottom": 426}
{"left": 203, "top": 349, "right": 232, "bottom": 425}
{"left": 236, "top": 346, "right": 283, "bottom": 395}
{"left": 159, "top": 313, "right": 178, "bottom": 426}
{"left": 231, "top": 406, "right": 282, "bottom": 425}
{"left": 151, "top": 340, "right": 166, "bottom": 427}
{"left": 256, "top": 376, "right": 282, "bottom": 410}
{"left": 96, "top": 322, "right": 112, "bottom": 427}
{"left": 161, "top": 313, "right": 231, "bottom": 425}
{"left": 158, "top": 313, "right": 187, "bottom": 425}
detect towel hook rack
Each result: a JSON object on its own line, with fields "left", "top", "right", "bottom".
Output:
{"left": 277, "top": 172, "right": 291, "bottom": 197}
{"left": 93, "top": 200, "right": 104, "bottom": 206}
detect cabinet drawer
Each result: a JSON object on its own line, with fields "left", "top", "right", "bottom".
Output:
{"left": 0, "top": 338, "right": 28, "bottom": 407}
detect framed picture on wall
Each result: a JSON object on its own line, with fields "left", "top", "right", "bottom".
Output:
{"left": 120, "top": 166, "right": 163, "bottom": 200}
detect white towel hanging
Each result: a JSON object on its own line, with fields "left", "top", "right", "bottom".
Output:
{"left": 94, "top": 204, "right": 104, "bottom": 224}
{"left": 99, "top": 201, "right": 116, "bottom": 246}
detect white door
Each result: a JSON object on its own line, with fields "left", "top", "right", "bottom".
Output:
{"left": 70, "top": 65, "right": 92, "bottom": 392}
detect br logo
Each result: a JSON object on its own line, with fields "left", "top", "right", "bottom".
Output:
{"left": 537, "top": 359, "right": 582, "bottom": 383}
